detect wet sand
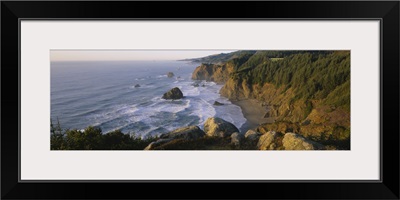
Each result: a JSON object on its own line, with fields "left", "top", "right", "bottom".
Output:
{"left": 231, "top": 99, "right": 274, "bottom": 133}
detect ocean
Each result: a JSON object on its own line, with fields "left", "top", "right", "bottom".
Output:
{"left": 51, "top": 60, "right": 246, "bottom": 137}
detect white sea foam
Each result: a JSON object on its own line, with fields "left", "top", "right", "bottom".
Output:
{"left": 52, "top": 61, "right": 247, "bottom": 137}
{"left": 154, "top": 100, "right": 190, "bottom": 113}
{"left": 129, "top": 84, "right": 155, "bottom": 89}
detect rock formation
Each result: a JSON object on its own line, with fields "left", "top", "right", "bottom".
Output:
{"left": 244, "top": 130, "right": 262, "bottom": 142}
{"left": 213, "top": 101, "right": 224, "bottom": 106}
{"left": 282, "top": 133, "right": 326, "bottom": 150}
{"left": 167, "top": 72, "right": 174, "bottom": 78}
{"left": 230, "top": 132, "right": 244, "bottom": 146}
{"left": 191, "top": 63, "right": 234, "bottom": 84}
{"left": 204, "top": 117, "right": 239, "bottom": 137}
{"left": 144, "top": 126, "right": 205, "bottom": 150}
{"left": 162, "top": 87, "right": 183, "bottom": 100}
{"left": 257, "top": 131, "right": 279, "bottom": 150}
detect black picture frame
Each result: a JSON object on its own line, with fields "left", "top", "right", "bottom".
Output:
{"left": 1, "top": 1, "right": 399, "bottom": 199}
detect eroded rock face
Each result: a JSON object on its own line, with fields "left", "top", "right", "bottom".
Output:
{"left": 144, "top": 126, "right": 205, "bottom": 150}
{"left": 191, "top": 63, "right": 234, "bottom": 84}
{"left": 204, "top": 117, "right": 239, "bottom": 137}
{"left": 282, "top": 133, "right": 326, "bottom": 150}
{"left": 162, "top": 87, "right": 183, "bottom": 99}
{"left": 257, "top": 131, "right": 278, "bottom": 150}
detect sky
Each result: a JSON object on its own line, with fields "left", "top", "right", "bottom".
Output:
{"left": 50, "top": 50, "right": 235, "bottom": 61}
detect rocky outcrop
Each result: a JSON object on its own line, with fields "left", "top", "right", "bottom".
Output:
{"left": 159, "top": 126, "right": 205, "bottom": 140}
{"left": 244, "top": 130, "right": 262, "bottom": 141}
{"left": 144, "top": 126, "right": 205, "bottom": 150}
{"left": 162, "top": 87, "right": 183, "bottom": 100}
{"left": 257, "top": 131, "right": 280, "bottom": 150}
{"left": 134, "top": 84, "right": 140, "bottom": 88}
{"left": 191, "top": 63, "right": 234, "bottom": 84}
{"left": 230, "top": 132, "right": 244, "bottom": 146}
{"left": 167, "top": 72, "right": 174, "bottom": 78}
{"left": 257, "top": 122, "right": 300, "bottom": 135}
{"left": 213, "top": 101, "right": 224, "bottom": 106}
{"left": 204, "top": 117, "right": 240, "bottom": 137}
{"left": 220, "top": 78, "right": 253, "bottom": 101}
{"left": 282, "top": 133, "right": 326, "bottom": 150}
{"left": 220, "top": 79, "right": 313, "bottom": 123}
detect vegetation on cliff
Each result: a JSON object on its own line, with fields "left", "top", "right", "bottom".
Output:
{"left": 192, "top": 50, "right": 351, "bottom": 149}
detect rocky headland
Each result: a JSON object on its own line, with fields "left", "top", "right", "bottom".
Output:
{"left": 186, "top": 50, "right": 351, "bottom": 150}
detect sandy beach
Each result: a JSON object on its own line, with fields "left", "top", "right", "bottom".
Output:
{"left": 231, "top": 99, "right": 274, "bottom": 132}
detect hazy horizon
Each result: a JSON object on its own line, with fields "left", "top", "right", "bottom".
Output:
{"left": 50, "top": 50, "right": 235, "bottom": 62}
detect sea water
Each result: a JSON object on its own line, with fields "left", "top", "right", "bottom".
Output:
{"left": 51, "top": 60, "right": 246, "bottom": 137}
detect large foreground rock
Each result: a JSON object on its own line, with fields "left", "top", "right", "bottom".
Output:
{"left": 159, "top": 126, "right": 205, "bottom": 140}
{"left": 144, "top": 126, "right": 205, "bottom": 150}
{"left": 162, "top": 87, "right": 183, "bottom": 99}
{"left": 257, "top": 131, "right": 279, "bottom": 150}
{"left": 204, "top": 117, "right": 239, "bottom": 137}
{"left": 282, "top": 133, "right": 326, "bottom": 150}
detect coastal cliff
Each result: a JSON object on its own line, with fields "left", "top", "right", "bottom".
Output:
{"left": 190, "top": 50, "right": 351, "bottom": 148}
{"left": 191, "top": 63, "right": 234, "bottom": 84}
{"left": 51, "top": 50, "right": 351, "bottom": 150}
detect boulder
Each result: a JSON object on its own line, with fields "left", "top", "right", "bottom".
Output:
{"left": 213, "top": 101, "right": 224, "bottom": 106}
{"left": 192, "top": 83, "right": 200, "bottom": 87}
{"left": 230, "top": 132, "right": 244, "bottom": 146}
{"left": 159, "top": 126, "right": 205, "bottom": 140}
{"left": 167, "top": 72, "right": 175, "bottom": 78}
{"left": 282, "top": 133, "right": 326, "bottom": 150}
{"left": 204, "top": 117, "right": 239, "bottom": 137}
{"left": 134, "top": 84, "right": 141, "bottom": 88}
{"left": 144, "top": 126, "right": 205, "bottom": 150}
{"left": 245, "top": 130, "right": 262, "bottom": 141}
{"left": 162, "top": 87, "right": 183, "bottom": 100}
{"left": 257, "top": 131, "right": 278, "bottom": 150}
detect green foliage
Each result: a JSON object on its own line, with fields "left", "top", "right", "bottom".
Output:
{"left": 185, "top": 50, "right": 257, "bottom": 64}
{"left": 50, "top": 121, "right": 157, "bottom": 150}
{"left": 232, "top": 51, "right": 350, "bottom": 109}
{"left": 324, "top": 79, "right": 350, "bottom": 111}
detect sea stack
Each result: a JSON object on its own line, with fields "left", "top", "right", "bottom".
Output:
{"left": 162, "top": 87, "right": 183, "bottom": 99}
{"left": 167, "top": 72, "right": 175, "bottom": 78}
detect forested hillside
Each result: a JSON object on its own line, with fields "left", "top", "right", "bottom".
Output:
{"left": 192, "top": 50, "right": 351, "bottom": 149}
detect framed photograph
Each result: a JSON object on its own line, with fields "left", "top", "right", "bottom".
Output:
{"left": 2, "top": 1, "right": 399, "bottom": 199}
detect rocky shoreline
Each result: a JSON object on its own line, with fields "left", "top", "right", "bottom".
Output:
{"left": 230, "top": 99, "right": 274, "bottom": 132}
{"left": 144, "top": 117, "right": 327, "bottom": 150}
